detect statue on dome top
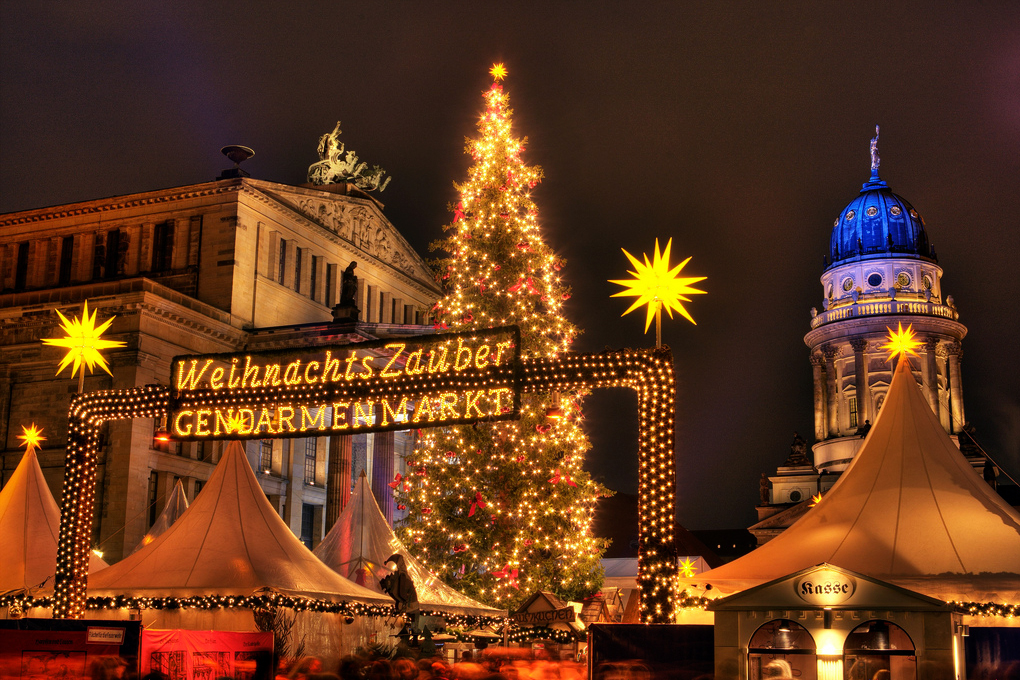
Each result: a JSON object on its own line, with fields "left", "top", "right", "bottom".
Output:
{"left": 870, "top": 124, "right": 881, "bottom": 173}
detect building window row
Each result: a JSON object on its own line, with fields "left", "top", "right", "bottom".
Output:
{"left": 269, "top": 233, "right": 422, "bottom": 324}
{"left": 1, "top": 217, "right": 201, "bottom": 293}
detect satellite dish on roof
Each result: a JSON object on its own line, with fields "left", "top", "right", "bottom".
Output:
{"left": 218, "top": 145, "right": 254, "bottom": 179}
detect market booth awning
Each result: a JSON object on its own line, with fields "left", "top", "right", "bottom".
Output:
{"left": 313, "top": 472, "right": 505, "bottom": 618}
{"left": 131, "top": 477, "right": 188, "bottom": 554}
{"left": 87, "top": 441, "right": 388, "bottom": 605}
{"left": 691, "top": 357, "right": 1020, "bottom": 605}
{"left": 0, "top": 446, "right": 107, "bottom": 595}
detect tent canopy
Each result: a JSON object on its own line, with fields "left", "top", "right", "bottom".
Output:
{"left": 313, "top": 473, "right": 504, "bottom": 617}
{"left": 87, "top": 441, "right": 389, "bottom": 604}
{"left": 0, "top": 447, "right": 107, "bottom": 594}
{"left": 694, "top": 357, "right": 1020, "bottom": 603}
{"left": 131, "top": 478, "right": 188, "bottom": 554}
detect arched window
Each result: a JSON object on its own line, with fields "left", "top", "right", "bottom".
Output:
{"left": 749, "top": 619, "right": 817, "bottom": 680}
{"left": 844, "top": 620, "right": 916, "bottom": 680}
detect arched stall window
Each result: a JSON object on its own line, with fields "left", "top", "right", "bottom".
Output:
{"left": 749, "top": 619, "right": 817, "bottom": 680}
{"left": 844, "top": 620, "right": 916, "bottom": 680}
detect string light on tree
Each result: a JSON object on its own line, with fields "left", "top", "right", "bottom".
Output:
{"left": 396, "top": 63, "right": 612, "bottom": 611}
{"left": 609, "top": 238, "right": 706, "bottom": 347}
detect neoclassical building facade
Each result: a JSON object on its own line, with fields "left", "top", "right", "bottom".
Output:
{"left": 0, "top": 173, "right": 441, "bottom": 563}
{"left": 752, "top": 147, "right": 975, "bottom": 544}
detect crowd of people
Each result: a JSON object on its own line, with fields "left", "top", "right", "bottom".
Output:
{"left": 282, "top": 651, "right": 586, "bottom": 680}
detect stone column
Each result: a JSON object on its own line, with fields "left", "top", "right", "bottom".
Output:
{"left": 923, "top": 338, "right": 941, "bottom": 419}
{"left": 823, "top": 346, "right": 839, "bottom": 437}
{"left": 946, "top": 343, "right": 966, "bottom": 433}
{"left": 810, "top": 354, "right": 826, "bottom": 441}
{"left": 371, "top": 431, "right": 395, "bottom": 525}
{"left": 849, "top": 337, "right": 870, "bottom": 426}
{"left": 325, "top": 434, "right": 352, "bottom": 531}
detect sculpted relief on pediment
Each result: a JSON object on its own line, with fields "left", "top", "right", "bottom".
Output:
{"left": 289, "top": 196, "right": 429, "bottom": 281}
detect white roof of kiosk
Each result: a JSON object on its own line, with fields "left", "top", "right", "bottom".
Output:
{"left": 707, "top": 563, "right": 950, "bottom": 612}
{"left": 313, "top": 473, "right": 504, "bottom": 617}
{"left": 693, "top": 358, "right": 1020, "bottom": 603}
{"left": 0, "top": 446, "right": 107, "bottom": 594}
{"left": 87, "top": 441, "right": 389, "bottom": 604}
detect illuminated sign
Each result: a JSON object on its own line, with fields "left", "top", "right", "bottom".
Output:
{"left": 511, "top": 607, "right": 576, "bottom": 625}
{"left": 168, "top": 327, "right": 520, "bottom": 440}
{"left": 795, "top": 569, "right": 857, "bottom": 606}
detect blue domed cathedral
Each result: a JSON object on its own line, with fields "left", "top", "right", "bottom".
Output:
{"left": 752, "top": 129, "right": 992, "bottom": 543}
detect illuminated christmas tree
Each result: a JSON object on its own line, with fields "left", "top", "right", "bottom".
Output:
{"left": 396, "top": 65, "right": 611, "bottom": 608}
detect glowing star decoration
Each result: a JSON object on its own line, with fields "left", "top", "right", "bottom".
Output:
{"left": 679, "top": 558, "right": 697, "bottom": 578}
{"left": 810, "top": 493, "right": 823, "bottom": 507}
{"left": 42, "top": 301, "right": 125, "bottom": 386}
{"left": 610, "top": 238, "right": 706, "bottom": 346}
{"left": 225, "top": 412, "right": 246, "bottom": 435}
{"left": 17, "top": 423, "right": 46, "bottom": 453}
{"left": 880, "top": 323, "right": 922, "bottom": 363}
{"left": 489, "top": 63, "right": 508, "bottom": 81}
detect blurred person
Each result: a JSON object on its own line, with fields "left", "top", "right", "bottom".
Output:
{"left": 89, "top": 657, "right": 127, "bottom": 680}
{"left": 393, "top": 658, "right": 418, "bottom": 680}
{"left": 368, "top": 660, "right": 394, "bottom": 680}
{"left": 339, "top": 657, "right": 362, "bottom": 680}
{"left": 289, "top": 657, "right": 324, "bottom": 680}
{"left": 763, "top": 660, "right": 793, "bottom": 680}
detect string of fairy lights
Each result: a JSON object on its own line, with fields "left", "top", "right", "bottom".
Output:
{"left": 44, "top": 301, "right": 681, "bottom": 622}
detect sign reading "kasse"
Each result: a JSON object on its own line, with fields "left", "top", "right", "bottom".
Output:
{"left": 168, "top": 326, "right": 520, "bottom": 440}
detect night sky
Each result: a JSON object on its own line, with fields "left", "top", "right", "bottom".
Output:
{"left": 2, "top": 2, "right": 1018, "bottom": 530}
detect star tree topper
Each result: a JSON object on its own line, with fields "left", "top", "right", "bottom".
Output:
{"left": 609, "top": 238, "right": 706, "bottom": 346}
{"left": 42, "top": 300, "right": 126, "bottom": 389}
{"left": 489, "top": 63, "right": 508, "bottom": 81}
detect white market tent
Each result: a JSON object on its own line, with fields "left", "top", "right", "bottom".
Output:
{"left": 131, "top": 478, "right": 188, "bottom": 554}
{"left": 313, "top": 472, "right": 504, "bottom": 617}
{"left": 87, "top": 440, "right": 389, "bottom": 605}
{"left": 0, "top": 446, "right": 107, "bottom": 595}
{"left": 693, "top": 357, "right": 1020, "bottom": 605}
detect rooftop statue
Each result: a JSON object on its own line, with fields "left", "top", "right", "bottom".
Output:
{"left": 307, "top": 121, "right": 391, "bottom": 192}
{"left": 870, "top": 124, "right": 881, "bottom": 173}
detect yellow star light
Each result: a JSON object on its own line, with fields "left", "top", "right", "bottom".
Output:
{"left": 490, "top": 63, "right": 508, "bottom": 81}
{"left": 226, "top": 411, "right": 247, "bottom": 434}
{"left": 609, "top": 238, "right": 707, "bottom": 331}
{"left": 880, "top": 323, "right": 922, "bottom": 362}
{"left": 810, "top": 493, "right": 823, "bottom": 507}
{"left": 18, "top": 423, "right": 46, "bottom": 452}
{"left": 679, "top": 557, "right": 697, "bottom": 578}
{"left": 42, "top": 300, "right": 126, "bottom": 378}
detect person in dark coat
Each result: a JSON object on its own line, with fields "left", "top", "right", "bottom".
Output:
{"left": 380, "top": 553, "right": 419, "bottom": 613}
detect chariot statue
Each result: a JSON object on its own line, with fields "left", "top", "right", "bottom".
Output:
{"left": 307, "top": 121, "right": 391, "bottom": 192}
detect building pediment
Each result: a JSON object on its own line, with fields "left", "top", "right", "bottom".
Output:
{"left": 249, "top": 181, "right": 436, "bottom": 287}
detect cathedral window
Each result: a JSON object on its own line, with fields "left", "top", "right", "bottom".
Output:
{"left": 259, "top": 439, "right": 273, "bottom": 474}
{"left": 309, "top": 255, "right": 318, "bottom": 301}
{"left": 104, "top": 229, "right": 121, "bottom": 278}
{"left": 304, "top": 438, "right": 318, "bottom": 485}
{"left": 849, "top": 396, "right": 859, "bottom": 429}
{"left": 14, "top": 242, "right": 29, "bottom": 290}
{"left": 59, "top": 235, "right": 74, "bottom": 285}
{"left": 152, "top": 221, "right": 174, "bottom": 273}
{"left": 277, "top": 239, "right": 287, "bottom": 285}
